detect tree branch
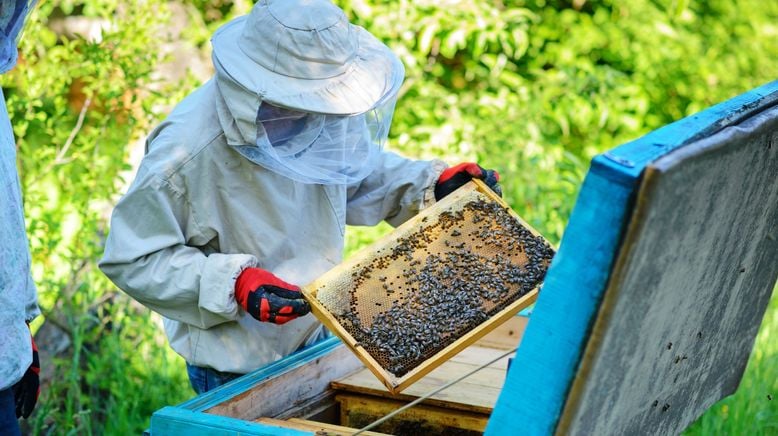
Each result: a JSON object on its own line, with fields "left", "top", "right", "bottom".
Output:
{"left": 55, "top": 97, "right": 92, "bottom": 165}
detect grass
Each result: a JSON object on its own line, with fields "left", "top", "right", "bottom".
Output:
{"left": 684, "top": 286, "right": 778, "bottom": 435}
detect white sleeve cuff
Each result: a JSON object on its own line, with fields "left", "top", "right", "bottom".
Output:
{"left": 423, "top": 159, "right": 449, "bottom": 207}
{"left": 198, "top": 253, "right": 257, "bottom": 322}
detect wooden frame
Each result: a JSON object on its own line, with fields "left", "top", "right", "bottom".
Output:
{"left": 302, "top": 179, "right": 549, "bottom": 394}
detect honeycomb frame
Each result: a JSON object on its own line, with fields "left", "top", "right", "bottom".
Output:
{"left": 303, "top": 180, "right": 554, "bottom": 394}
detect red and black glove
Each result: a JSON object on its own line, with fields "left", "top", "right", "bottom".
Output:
{"left": 13, "top": 331, "right": 40, "bottom": 419}
{"left": 435, "top": 162, "right": 502, "bottom": 201}
{"left": 235, "top": 268, "right": 311, "bottom": 325}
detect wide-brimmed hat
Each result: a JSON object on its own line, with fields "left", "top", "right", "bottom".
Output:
{"left": 211, "top": 0, "right": 404, "bottom": 116}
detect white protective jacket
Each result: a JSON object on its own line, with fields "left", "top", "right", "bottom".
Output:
{"left": 0, "top": 0, "right": 40, "bottom": 392}
{"left": 0, "top": 89, "right": 39, "bottom": 391}
{"left": 99, "top": 71, "right": 446, "bottom": 374}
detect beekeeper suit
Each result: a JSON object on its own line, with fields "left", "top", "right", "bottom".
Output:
{"left": 99, "top": 0, "right": 500, "bottom": 393}
{"left": 0, "top": 0, "right": 41, "bottom": 428}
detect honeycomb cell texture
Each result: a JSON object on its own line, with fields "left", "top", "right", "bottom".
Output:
{"left": 313, "top": 190, "right": 554, "bottom": 377}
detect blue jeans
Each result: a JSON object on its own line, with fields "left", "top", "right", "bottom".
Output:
{"left": 186, "top": 328, "right": 333, "bottom": 394}
{"left": 0, "top": 387, "right": 21, "bottom": 436}
{"left": 185, "top": 364, "right": 241, "bottom": 395}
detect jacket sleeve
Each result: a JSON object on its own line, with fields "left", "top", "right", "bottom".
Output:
{"left": 346, "top": 151, "right": 447, "bottom": 227}
{"left": 23, "top": 277, "right": 40, "bottom": 322}
{"left": 98, "top": 171, "right": 256, "bottom": 329}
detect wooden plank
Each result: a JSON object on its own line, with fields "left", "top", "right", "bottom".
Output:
{"left": 336, "top": 362, "right": 508, "bottom": 393}
{"left": 336, "top": 393, "right": 489, "bottom": 434}
{"left": 447, "top": 344, "right": 514, "bottom": 369}
{"left": 332, "top": 369, "right": 504, "bottom": 414}
{"left": 204, "top": 339, "right": 363, "bottom": 421}
{"left": 472, "top": 314, "right": 528, "bottom": 350}
{"left": 423, "top": 361, "right": 508, "bottom": 390}
{"left": 557, "top": 103, "right": 778, "bottom": 435}
{"left": 178, "top": 337, "right": 346, "bottom": 413}
{"left": 332, "top": 345, "right": 513, "bottom": 414}
{"left": 486, "top": 80, "right": 778, "bottom": 436}
{"left": 254, "top": 417, "right": 389, "bottom": 435}
{"left": 332, "top": 344, "right": 514, "bottom": 412}
{"left": 273, "top": 391, "right": 336, "bottom": 421}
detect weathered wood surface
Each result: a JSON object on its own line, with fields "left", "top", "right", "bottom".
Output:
{"left": 472, "top": 313, "right": 528, "bottom": 350}
{"left": 332, "top": 344, "right": 513, "bottom": 415}
{"left": 202, "top": 338, "right": 362, "bottom": 421}
{"left": 558, "top": 103, "right": 778, "bottom": 435}
{"left": 486, "top": 80, "right": 778, "bottom": 435}
{"left": 336, "top": 393, "right": 489, "bottom": 434}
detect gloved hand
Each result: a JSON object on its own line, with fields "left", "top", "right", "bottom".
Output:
{"left": 435, "top": 162, "right": 502, "bottom": 201}
{"left": 13, "top": 330, "right": 40, "bottom": 419}
{"left": 235, "top": 268, "right": 311, "bottom": 325}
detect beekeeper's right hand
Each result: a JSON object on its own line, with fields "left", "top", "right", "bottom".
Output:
{"left": 235, "top": 268, "right": 311, "bottom": 325}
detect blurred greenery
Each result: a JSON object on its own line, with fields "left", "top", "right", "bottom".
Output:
{"left": 1, "top": 0, "right": 775, "bottom": 433}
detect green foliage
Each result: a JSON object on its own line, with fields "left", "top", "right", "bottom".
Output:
{"left": 2, "top": 1, "right": 191, "bottom": 433}
{"left": 4, "top": 0, "right": 776, "bottom": 433}
{"left": 336, "top": 0, "right": 778, "bottom": 244}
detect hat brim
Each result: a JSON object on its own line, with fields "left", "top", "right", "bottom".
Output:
{"left": 211, "top": 16, "right": 404, "bottom": 116}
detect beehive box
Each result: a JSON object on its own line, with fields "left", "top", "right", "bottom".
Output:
{"left": 303, "top": 180, "right": 554, "bottom": 394}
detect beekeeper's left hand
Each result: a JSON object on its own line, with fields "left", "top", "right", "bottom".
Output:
{"left": 434, "top": 162, "right": 501, "bottom": 200}
{"left": 235, "top": 268, "right": 311, "bottom": 325}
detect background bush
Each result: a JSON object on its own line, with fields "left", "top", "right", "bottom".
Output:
{"left": 2, "top": 0, "right": 775, "bottom": 433}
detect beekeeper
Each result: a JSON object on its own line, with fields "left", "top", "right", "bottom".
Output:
{"left": 99, "top": 0, "right": 501, "bottom": 394}
{"left": 0, "top": 0, "right": 41, "bottom": 431}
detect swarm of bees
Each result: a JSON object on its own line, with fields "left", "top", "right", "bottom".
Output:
{"left": 317, "top": 196, "right": 555, "bottom": 377}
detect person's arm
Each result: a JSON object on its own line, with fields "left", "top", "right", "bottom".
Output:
{"left": 346, "top": 152, "right": 502, "bottom": 227}
{"left": 346, "top": 151, "right": 447, "bottom": 227}
{"left": 98, "top": 172, "right": 255, "bottom": 329}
